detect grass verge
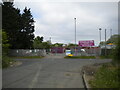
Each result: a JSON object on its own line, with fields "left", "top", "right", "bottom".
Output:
{"left": 99, "top": 55, "right": 112, "bottom": 59}
{"left": 11, "top": 56, "right": 44, "bottom": 59}
{"left": 89, "top": 63, "right": 119, "bottom": 88}
{"left": 64, "top": 56, "right": 96, "bottom": 59}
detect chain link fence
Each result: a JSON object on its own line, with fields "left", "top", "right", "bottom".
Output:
{"left": 8, "top": 49, "right": 47, "bottom": 57}
{"left": 69, "top": 47, "right": 101, "bottom": 56}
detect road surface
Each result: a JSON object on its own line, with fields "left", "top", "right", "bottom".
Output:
{"left": 3, "top": 54, "right": 111, "bottom": 88}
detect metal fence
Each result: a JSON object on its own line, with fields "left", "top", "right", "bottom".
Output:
{"left": 70, "top": 47, "right": 101, "bottom": 56}
{"left": 9, "top": 49, "right": 47, "bottom": 57}
{"left": 100, "top": 49, "right": 113, "bottom": 56}
{"left": 8, "top": 48, "right": 104, "bottom": 57}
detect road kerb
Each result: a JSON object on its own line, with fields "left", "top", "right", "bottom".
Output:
{"left": 82, "top": 71, "right": 90, "bottom": 90}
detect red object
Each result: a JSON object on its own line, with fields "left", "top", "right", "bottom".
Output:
{"left": 79, "top": 40, "right": 94, "bottom": 47}
{"left": 51, "top": 47, "right": 64, "bottom": 53}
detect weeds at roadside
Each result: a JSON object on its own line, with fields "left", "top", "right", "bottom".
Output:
{"left": 89, "top": 63, "right": 119, "bottom": 88}
{"left": 2, "top": 56, "right": 14, "bottom": 68}
{"left": 11, "top": 56, "right": 44, "bottom": 59}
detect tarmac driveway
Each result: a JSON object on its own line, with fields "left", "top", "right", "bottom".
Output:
{"left": 2, "top": 54, "right": 111, "bottom": 88}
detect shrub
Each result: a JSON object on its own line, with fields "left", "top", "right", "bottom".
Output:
{"left": 90, "top": 64, "right": 119, "bottom": 88}
{"left": 112, "top": 35, "right": 120, "bottom": 65}
{"left": 2, "top": 55, "right": 14, "bottom": 68}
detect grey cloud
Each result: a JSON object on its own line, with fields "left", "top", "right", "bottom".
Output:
{"left": 14, "top": 2, "right": 118, "bottom": 45}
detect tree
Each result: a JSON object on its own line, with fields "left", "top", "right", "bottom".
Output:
{"left": 52, "top": 43, "right": 63, "bottom": 47}
{"left": 34, "top": 36, "right": 43, "bottom": 43}
{"left": 2, "top": 2, "right": 21, "bottom": 49}
{"left": 19, "top": 7, "right": 35, "bottom": 49}
{"left": 106, "top": 34, "right": 120, "bottom": 45}
{"left": 33, "top": 36, "right": 51, "bottom": 49}
{"left": 99, "top": 34, "right": 120, "bottom": 46}
{"left": 2, "top": 31, "right": 10, "bottom": 54}
{"left": 2, "top": 2, "right": 35, "bottom": 49}
{"left": 67, "top": 43, "right": 78, "bottom": 48}
{"left": 42, "top": 41, "right": 51, "bottom": 49}
{"left": 2, "top": 30, "right": 13, "bottom": 68}
{"left": 33, "top": 36, "right": 44, "bottom": 49}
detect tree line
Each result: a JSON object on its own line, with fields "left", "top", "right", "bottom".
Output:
{"left": 99, "top": 34, "right": 120, "bottom": 46}
{"left": 2, "top": 1, "right": 35, "bottom": 49}
{"left": 2, "top": 1, "right": 64, "bottom": 50}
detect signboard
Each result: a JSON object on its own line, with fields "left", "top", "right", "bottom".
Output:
{"left": 65, "top": 50, "right": 71, "bottom": 56}
{"left": 79, "top": 40, "right": 94, "bottom": 47}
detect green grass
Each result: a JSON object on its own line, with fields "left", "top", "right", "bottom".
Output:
{"left": 2, "top": 55, "right": 15, "bottom": 68}
{"left": 64, "top": 56, "right": 96, "bottom": 59}
{"left": 89, "top": 63, "right": 120, "bottom": 88}
{"left": 99, "top": 55, "right": 112, "bottom": 59}
{"left": 11, "top": 56, "right": 44, "bottom": 59}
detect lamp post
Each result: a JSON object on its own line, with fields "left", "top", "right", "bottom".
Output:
{"left": 99, "top": 28, "right": 102, "bottom": 56}
{"left": 74, "top": 18, "right": 77, "bottom": 56}
{"left": 49, "top": 37, "right": 51, "bottom": 44}
{"left": 49, "top": 37, "right": 51, "bottom": 53}
{"left": 110, "top": 29, "right": 112, "bottom": 37}
{"left": 105, "top": 29, "right": 107, "bottom": 56}
{"left": 110, "top": 29, "right": 113, "bottom": 48}
{"left": 99, "top": 28, "right": 102, "bottom": 44}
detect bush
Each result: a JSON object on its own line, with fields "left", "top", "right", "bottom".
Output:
{"left": 2, "top": 55, "right": 14, "bottom": 68}
{"left": 112, "top": 36, "right": 120, "bottom": 64}
{"left": 2, "top": 31, "right": 13, "bottom": 68}
{"left": 90, "top": 64, "right": 119, "bottom": 88}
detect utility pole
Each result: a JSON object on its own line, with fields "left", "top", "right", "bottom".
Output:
{"left": 105, "top": 29, "right": 107, "bottom": 56}
{"left": 74, "top": 18, "right": 77, "bottom": 56}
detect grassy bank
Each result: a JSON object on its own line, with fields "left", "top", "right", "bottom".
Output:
{"left": 64, "top": 56, "right": 96, "bottom": 59}
{"left": 11, "top": 56, "right": 44, "bottom": 59}
{"left": 89, "top": 63, "right": 119, "bottom": 88}
{"left": 2, "top": 56, "right": 15, "bottom": 68}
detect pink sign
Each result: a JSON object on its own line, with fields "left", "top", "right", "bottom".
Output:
{"left": 79, "top": 40, "right": 94, "bottom": 47}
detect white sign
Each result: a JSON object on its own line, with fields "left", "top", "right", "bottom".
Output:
{"left": 65, "top": 50, "right": 71, "bottom": 56}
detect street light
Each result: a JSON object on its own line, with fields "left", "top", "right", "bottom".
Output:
{"left": 110, "top": 29, "right": 112, "bottom": 37}
{"left": 74, "top": 18, "right": 77, "bottom": 56}
{"left": 99, "top": 28, "right": 102, "bottom": 56}
{"left": 110, "top": 29, "right": 113, "bottom": 48}
{"left": 105, "top": 29, "right": 107, "bottom": 56}
{"left": 49, "top": 37, "right": 51, "bottom": 44}
{"left": 99, "top": 28, "right": 102, "bottom": 44}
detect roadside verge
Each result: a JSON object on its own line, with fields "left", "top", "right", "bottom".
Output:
{"left": 81, "top": 63, "right": 103, "bottom": 89}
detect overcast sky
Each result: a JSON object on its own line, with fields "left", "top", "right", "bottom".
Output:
{"left": 14, "top": 0, "right": 118, "bottom": 46}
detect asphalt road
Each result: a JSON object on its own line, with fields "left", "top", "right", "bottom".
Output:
{"left": 3, "top": 54, "right": 111, "bottom": 88}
